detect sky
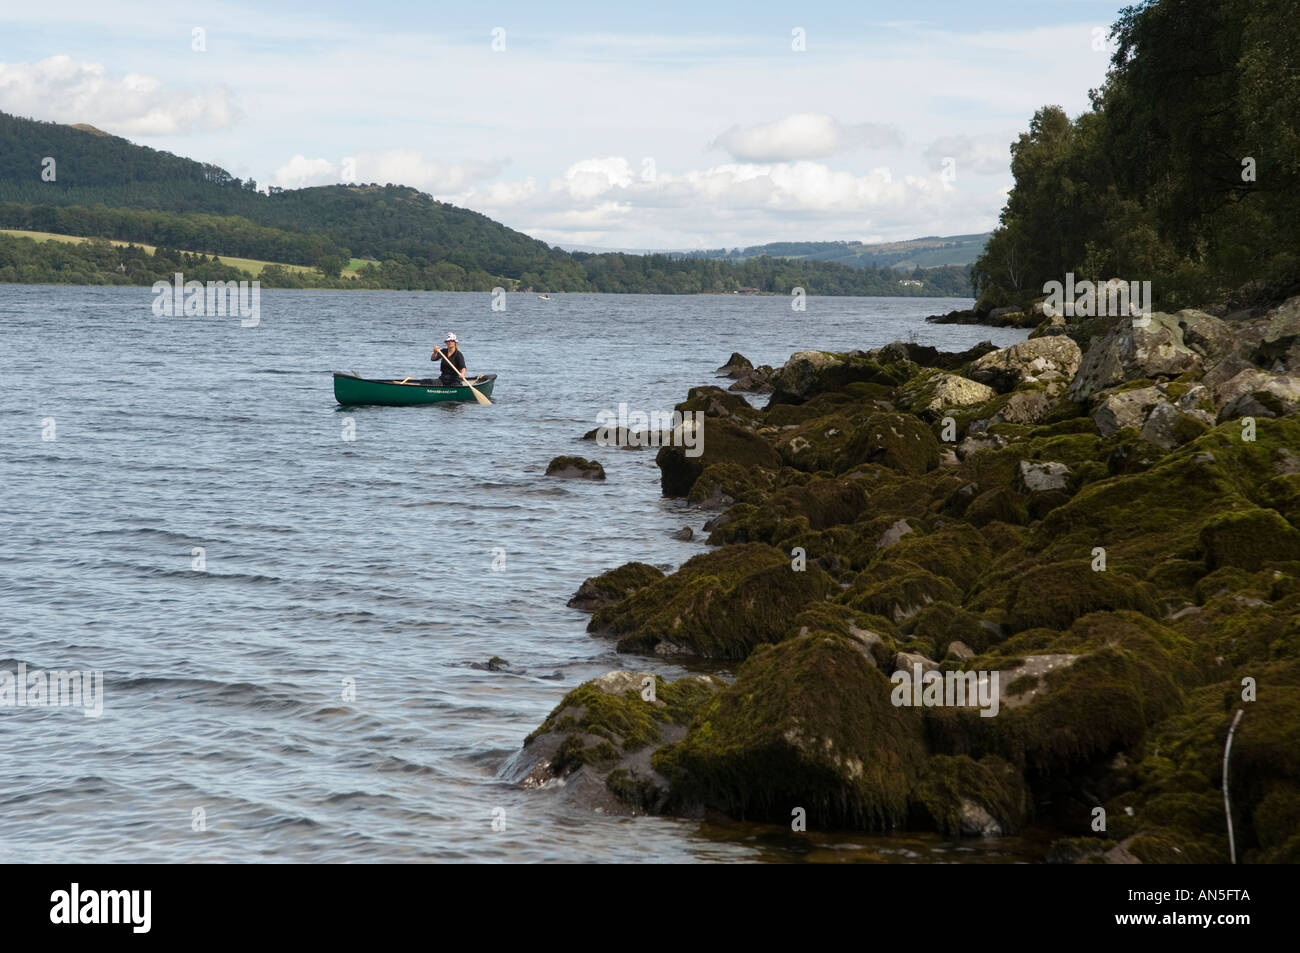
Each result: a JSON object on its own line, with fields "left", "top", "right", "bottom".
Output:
{"left": 0, "top": 1, "right": 1131, "bottom": 250}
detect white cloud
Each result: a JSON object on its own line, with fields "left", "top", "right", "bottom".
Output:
{"left": 459, "top": 155, "right": 1000, "bottom": 248}
{"left": 711, "top": 113, "right": 903, "bottom": 162}
{"left": 271, "top": 155, "right": 338, "bottom": 189}
{"left": 923, "top": 133, "right": 1014, "bottom": 176}
{"left": 271, "top": 150, "right": 506, "bottom": 193}
{"left": 0, "top": 56, "right": 235, "bottom": 135}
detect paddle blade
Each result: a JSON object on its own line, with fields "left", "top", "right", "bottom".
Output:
{"left": 470, "top": 385, "right": 492, "bottom": 406}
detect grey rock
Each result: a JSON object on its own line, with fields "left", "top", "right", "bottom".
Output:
{"left": 968, "top": 337, "right": 1082, "bottom": 392}
{"left": 1092, "top": 385, "right": 1165, "bottom": 436}
{"left": 958, "top": 799, "right": 1003, "bottom": 837}
{"left": 1175, "top": 309, "right": 1235, "bottom": 363}
{"left": 893, "top": 651, "right": 939, "bottom": 676}
{"left": 1068, "top": 312, "right": 1204, "bottom": 402}
{"left": 1017, "top": 460, "right": 1071, "bottom": 493}
{"left": 876, "top": 518, "right": 914, "bottom": 550}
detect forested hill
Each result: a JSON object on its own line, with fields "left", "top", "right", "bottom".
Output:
{"left": 0, "top": 111, "right": 973, "bottom": 295}
{"left": 676, "top": 234, "right": 991, "bottom": 270}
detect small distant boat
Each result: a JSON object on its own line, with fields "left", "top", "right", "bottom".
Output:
{"left": 333, "top": 371, "right": 497, "bottom": 406}
{"left": 538, "top": 294, "right": 550, "bottom": 300}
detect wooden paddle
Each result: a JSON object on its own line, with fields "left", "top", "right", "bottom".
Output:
{"left": 433, "top": 348, "right": 492, "bottom": 405}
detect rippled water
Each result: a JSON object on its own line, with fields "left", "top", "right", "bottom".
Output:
{"left": 0, "top": 286, "right": 1035, "bottom": 862}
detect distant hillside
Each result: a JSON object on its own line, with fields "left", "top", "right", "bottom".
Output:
{"left": 0, "top": 111, "right": 974, "bottom": 296}
{"left": 677, "top": 234, "right": 990, "bottom": 270}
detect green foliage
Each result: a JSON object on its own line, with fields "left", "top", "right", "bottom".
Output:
{"left": 974, "top": 0, "right": 1300, "bottom": 307}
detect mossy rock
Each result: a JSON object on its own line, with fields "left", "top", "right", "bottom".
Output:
{"left": 516, "top": 671, "right": 723, "bottom": 813}
{"left": 1045, "top": 836, "right": 1117, "bottom": 864}
{"left": 908, "top": 754, "right": 1027, "bottom": 836}
{"left": 654, "top": 633, "right": 928, "bottom": 829}
{"left": 840, "top": 562, "right": 963, "bottom": 625}
{"left": 964, "top": 487, "right": 1030, "bottom": 527}
{"left": 840, "top": 412, "right": 941, "bottom": 475}
{"left": 567, "top": 561, "right": 665, "bottom": 612}
{"left": 768, "top": 351, "right": 918, "bottom": 406}
{"left": 545, "top": 455, "right": 606, "bottom": 479}
{"left": 686, "top": 461, "right": 780, "bottom": 507}
{"left": 673, "top": 385, "right": 765, "bottom": 428}
{"left": 1198, "top": 507, "right": 1300, "bottom": 572}
{"left": 656, "top": 419, "right": 781, "bottom": 497}
{"left": 869, "top": 523, "right": 993, "bottom": 594}
{"left": 970, "top": 560, "right": 1159, "bottom": 633}
{"left": 906, "top": 602, "right": 1003, "bottom": 655}
{"left": 761, "top": 476, "right": 870, "bottom": 530}
{"left": 789, "top": 602, "right": 898, "bottom": 668}
{"left": 590, "top": 542, "right": 835, "bottom": 659}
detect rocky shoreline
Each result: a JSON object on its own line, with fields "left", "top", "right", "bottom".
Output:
{"left": 513, "top": 298, "right": 1300, "bottom": 863}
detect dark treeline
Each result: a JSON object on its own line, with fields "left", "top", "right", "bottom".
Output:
{"left": 974, "top": 0, "right": 1300, "bottom": 310}
{"left": 0, "top": 111, "right": 972, "bottom": 295}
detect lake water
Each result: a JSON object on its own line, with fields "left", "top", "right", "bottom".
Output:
{"left": 0, "top": 286, "right": 1035, "bottom": 862}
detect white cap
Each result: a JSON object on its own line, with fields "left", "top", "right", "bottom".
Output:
{"left": 445, "top": 332, "right": 458, "bottom": 342}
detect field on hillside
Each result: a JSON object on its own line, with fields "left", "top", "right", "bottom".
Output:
{"left": 0, "top": 229, "right": 367, "bottom": 278}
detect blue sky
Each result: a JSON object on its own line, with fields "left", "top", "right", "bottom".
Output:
{"left": 0, "top": 1, "right": 1131, "bottom": 249}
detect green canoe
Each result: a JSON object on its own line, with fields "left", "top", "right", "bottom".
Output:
{"left": 333, "top": 371, "right": 497, "bottom": 406}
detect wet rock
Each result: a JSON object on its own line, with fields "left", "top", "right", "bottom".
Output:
{"left": 768, "top": 349, "right": 915, "bottom": 405}
{"left": 716, "top": 352, "right": 754, "bottom": 377}
{"left": 656, "top": 419, "right": 779, "bottom": 497}
{"left": 672, "top": 526, "right": 694, "bottom": 541}
{"left": 471, "top": 656, "right": 518, "bottom": 672}
{"left": 508, "top": 670, "right": 722, "bottom": 815}
{"left": 589, "top": 543, "right": 835, "bottom": 659}
{"left": 909, "top": 755, "right": 1027, "bottom": 837}
{"left": 653, "top": 634, "right": 928, "bottom": 829}
{"left": 567, "top": 561, "right": 665, "bottom": 612}
{"left": 546, "top": 455, "right": 606, "bottom": 479}
{"left": 728, "top": 367, "right": 774, "bottom": 393}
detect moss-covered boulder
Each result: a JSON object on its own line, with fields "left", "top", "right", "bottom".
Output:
{"left": 567, "top": 561, "right": 665, "bottom": 612}
{"left": 909, "top": 754, "right": 1028, "bottom": 836}
{"left": 896, "top": 369, "right": 997, "bottom": 419}
{"left": 970, "top": 560, "right": 1159, "bottom": 633}
{"left": 545, "top": 455, "right": 606, "bottom": 479}
{"left": 841, "top": 561, "right": 963, "bottom": 624}
{"left": 656, "top": 419, "right": 780, "bottom": 497}
{"left": 769, "top": 349, "right": 916, "bottom": 405}
{"left": 654, "top": 633, "right": 928, "bottom": 829}
{"left": 1198, "top": 507, "right": 1300, "bottom": 572}
{"left": 589, "top": 543, "right": 835, "bottom": 659}
{"left": 509, "top": 670, "right": 722, "bottom": 814}
{"left": 840, "top": 412, "right": 941, "bottom": 475}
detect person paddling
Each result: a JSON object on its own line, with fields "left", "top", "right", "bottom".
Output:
{"left": 431, "top": 333, "right": 470, "bottom": 385}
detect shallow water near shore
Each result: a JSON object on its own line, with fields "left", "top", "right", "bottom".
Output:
{"left": 0, "top": 286, "right": 1030, "bottom": 862}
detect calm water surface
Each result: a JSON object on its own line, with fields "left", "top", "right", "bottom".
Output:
{"left": 0, "top": 287, "right": 1035, "bottom": 862}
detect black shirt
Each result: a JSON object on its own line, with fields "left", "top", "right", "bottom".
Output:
{"left": 434, "top": 347, "right": 466, "bottom": 384}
